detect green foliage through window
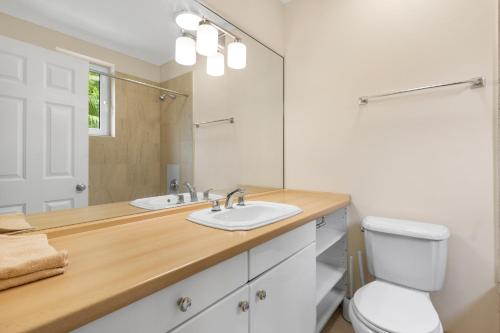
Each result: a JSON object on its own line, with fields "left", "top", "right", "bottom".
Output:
{"left": 88, "top": 71, "right": 100, "bottom": 129}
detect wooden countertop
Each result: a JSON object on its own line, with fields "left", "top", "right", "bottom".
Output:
{"left": 0, "top": 189, "right": 350, "bottom": 333}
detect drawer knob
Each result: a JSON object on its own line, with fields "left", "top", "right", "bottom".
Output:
{"left": 177, "top": 297, "right": 192, "bottom": 312}
{"left": 256, "top": 289, "right": 267, "bottom": 301}
{"left": 238, "top": 301, "right": 250, "bottom": 312}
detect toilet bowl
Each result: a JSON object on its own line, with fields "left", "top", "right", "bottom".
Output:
{"left": 350, "top": 216, "right": 449, "bottom": 333}
{"left": 349, "top": 280, "right": 443, "bottom": 333}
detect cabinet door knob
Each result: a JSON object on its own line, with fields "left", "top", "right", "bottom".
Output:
{"left": 238, "top": 300, "right": 250, "bottom": 312}
{"left": 177, "top": 297, "right": 192, "bottom": 312}
{"left": 256, "top": 289, "right": 267, "bottom": 300}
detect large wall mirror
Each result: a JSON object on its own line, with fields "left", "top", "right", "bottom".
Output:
{"left": 0, "top": 0, "right": 284, "bottom": 231}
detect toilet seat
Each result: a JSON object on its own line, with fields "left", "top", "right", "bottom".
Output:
{"left": 352, "top": 280, "right": 441, "bottom": 333}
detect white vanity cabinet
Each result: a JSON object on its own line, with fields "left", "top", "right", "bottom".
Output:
{"left": 173, "top": 243, "right": 316, "bottom": 333}
{"left": 170, "top": 223, "right": 316, "bottom": 333}
{"left": 74, "top": 216, "right": 348, "bottom": 333}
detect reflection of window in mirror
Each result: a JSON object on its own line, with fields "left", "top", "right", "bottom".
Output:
{"left": 88, "top": 63, "right": 111, "bottom": 136}
{"left": 55, "top": 48, "right": 116, "bottom": 137}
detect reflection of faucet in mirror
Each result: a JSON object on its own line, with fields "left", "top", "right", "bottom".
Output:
{"left": 184, "top": 182, "right": 198, "bottom": 202}
{"left": 203, "top": 189, "right": 213, "bottom": 200}
{"left": 169, "top": 179, "right": 179, "bottom": 194}
{"left": 225, "top": 188, "right": 245, "bottom": 209}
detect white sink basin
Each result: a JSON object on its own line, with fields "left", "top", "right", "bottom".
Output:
{"left": 130, "top": 192, "right": 224, "bottom": 211}
{"left": 187, "top": 201, "right": 303, "bottom": 231}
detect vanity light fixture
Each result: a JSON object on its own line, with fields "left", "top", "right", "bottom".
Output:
{"left": 175, "top": 12, "right": 202, "bottom": 31}
{"left": 174, "top": 13, "right": 247, "bottom": 76}
{"left": 196, "top": 19, "right": 218, "bottom": 56}
{"left": 227, "top": 39, "right": 247, "bottom": 69}
{"left": 207, "top": 51, "right": 225, "bottom": 77}
{"left": 175, "top": 33, "right": 196, "bottom": 66}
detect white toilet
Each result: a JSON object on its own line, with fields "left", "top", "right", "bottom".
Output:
{"left": 349, "top": 216, "right": 450, "bottom": 333}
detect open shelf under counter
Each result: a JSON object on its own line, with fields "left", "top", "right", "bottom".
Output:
{"left": 316, "top": 288, "right": 346, "bottom": 333}
{"left": 316, "top": 227, "right": 346, "bottom": 256}
{"left": 316, "top": 262, "right": 346, "bottom": 305}
{"left": 314, "top": 206, "right": 348, "bottom": 332}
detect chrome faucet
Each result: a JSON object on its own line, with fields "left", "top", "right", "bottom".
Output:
{"left": 184, "top": 182, "right": 198, "bottom": 201}
{"left": 225, "top": 188, "right": 245, "bottom": 209}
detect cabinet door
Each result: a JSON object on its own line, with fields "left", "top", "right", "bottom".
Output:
{"left": 170, "top": 285, "right": 249, "bottom": 333}
{"left": 249, "top": 243, "right": 316, "bottom": 333}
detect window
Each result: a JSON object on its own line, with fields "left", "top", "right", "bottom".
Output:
{"left": 88, "top": 63, "right": 111, "bottom": 136}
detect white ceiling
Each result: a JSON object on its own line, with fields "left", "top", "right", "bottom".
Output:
{"left": 0, "top": 0, "right": 232, "bottom": 65}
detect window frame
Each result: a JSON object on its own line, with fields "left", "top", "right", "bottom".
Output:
{"left": 88, "top": 63, "right": 111, "bottom": 136}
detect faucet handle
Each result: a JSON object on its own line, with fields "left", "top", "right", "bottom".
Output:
{"left": 203, "top": 188, "right": 213, "bottom": 200}
{"left": 237, "top": 193, "right": 246, "bottom": 206}
{"left": 211, "top": 200, "right": 221, "bottom": 212}
{"left": 169, "top": 179, "right": 179, "bottom": 194}
{"left": 177, "top": 193, "right": 185, "bottom": 204}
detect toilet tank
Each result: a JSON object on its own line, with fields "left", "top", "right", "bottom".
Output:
{"left": 362, "top": 216, "right": 449, "bottom": 291}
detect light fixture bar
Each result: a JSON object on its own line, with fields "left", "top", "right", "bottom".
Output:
{"left": 184, "top": 31, "right": 225, "bottom": 51}
{"left": 205, "top": 19, "right": 240, "bottom": 41}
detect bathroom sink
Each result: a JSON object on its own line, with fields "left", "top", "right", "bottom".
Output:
{"left": 187, "top": 201, "right": 303, "bottom": 230}
{"left": 130, "top": 192, "right": 224, "bottom": 210}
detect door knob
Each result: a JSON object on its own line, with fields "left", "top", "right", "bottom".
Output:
{"left": 177, "top": 297, "right": 192, "bottom": 312}
{"left": 256, "top": 289, "right": 267, "bottom": 300}
{"left": 238, "top": 301, "right": 250, "bottom": 312}
{"left": 75, "top": 184, "right": 87, "bottom": 192}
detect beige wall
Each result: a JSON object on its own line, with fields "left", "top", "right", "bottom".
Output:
{"left": 0, "top": 12, "right": 160, "bottom": 82}
{"left": 201, "top": 0, "right": 284, "bottom": 55}
{"left": 89, "top": 73, "right": 162, "bottom": 205}
{"left": 192, "top": 36, "right": 283, "bottom": 192}
{"left": 284, "top": 0, "right": 498, "bottom": 332}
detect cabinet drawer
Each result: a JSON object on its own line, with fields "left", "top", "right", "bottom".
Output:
{"left": 249, "top": 222, "right": 315, "bottom": 279}
{"left": 169, "top": 285, "right": 249, "bottom": 333}
{"left": 74, "top": 253, "right": 248, "bottom": 333}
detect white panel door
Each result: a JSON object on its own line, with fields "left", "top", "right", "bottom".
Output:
{"left": 249, "top": 243, "right": 316, "bottom": 333}
{"left": 169, "top": 286, "right": 249, "bottom": 333}
{"left": 0, "top": 35, "right": 88, "bottom": 213}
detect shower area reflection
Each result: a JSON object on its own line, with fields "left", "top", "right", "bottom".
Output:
{"left": 88, "top": 72, "right": 192, "bottom": 206}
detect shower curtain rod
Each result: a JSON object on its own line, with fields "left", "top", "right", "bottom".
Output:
{"left": 91, "top": 70, "right": 189, "bottom": 98}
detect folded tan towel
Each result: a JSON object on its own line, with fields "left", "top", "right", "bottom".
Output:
{"left": 0, "top": 267, "right": 65, "bottom": 291}
{"left": 0, "top": 234, "right": 68, "bottom": 281}
{"left": 0, "top": 213, "right": 32, "bottom": 233}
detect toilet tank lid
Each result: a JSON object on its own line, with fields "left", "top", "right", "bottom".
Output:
{"left": 362, "top": 216, "right": 450, "bottom": 240}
